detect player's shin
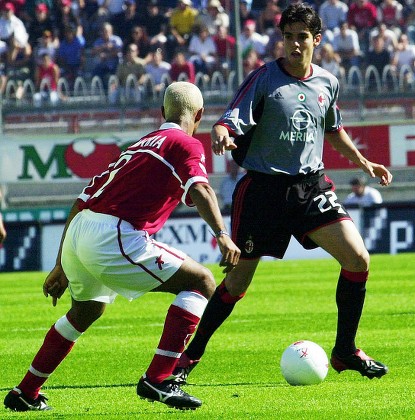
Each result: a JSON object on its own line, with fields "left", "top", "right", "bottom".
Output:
{"left": 144, "top": 291, "right": 207, "bottom": 383}
{"left": 185, "top": 279, "right": 246, "bottom": 361}
{"left": 334, "top": 269, "right": 368, "bottom": 357}
{"left": 17, "top": 314, "right": 84, "bottom": 400}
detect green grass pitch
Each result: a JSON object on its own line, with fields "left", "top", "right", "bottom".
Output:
{"left": 1, "top": 253, "right": 414, "bottom": 419}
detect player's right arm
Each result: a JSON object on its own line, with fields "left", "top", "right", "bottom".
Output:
{"left": 211, "top": 124, "right": 237, "bottom": 156}
{"left": 43, "top": 200, "right": 81, "bottom": 306}
{"left": 189, "top": 183, "right": 240, "bottom": 273}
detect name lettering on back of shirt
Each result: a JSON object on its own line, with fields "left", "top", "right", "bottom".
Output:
{"left": 135, "top": 135, "right": 167, "bottom": 149}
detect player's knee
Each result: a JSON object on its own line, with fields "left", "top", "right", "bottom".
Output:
{"left": 344, "top": 248, "right": 370, "bottom": 272}
{"left": 197, "top": 267, "right": 216, "bottom": 299}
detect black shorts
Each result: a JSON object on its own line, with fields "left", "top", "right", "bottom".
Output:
{"left": 231, "top": 170, "right": 352, "bottom": 259}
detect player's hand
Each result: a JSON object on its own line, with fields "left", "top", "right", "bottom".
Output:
{"left": 364, "top": 162, "right": 393, "bottom": 186}
{"left": 43, "top": 265, "right": 68, "bottom": 307}
{"left": 216, "top": 234, "right": 241, "bottom": 273}
{"left": 211, "top": 132, "right": 237, "bottom": 156}
{"left": 0, "top": 223, "right": 6, "bottom": 245}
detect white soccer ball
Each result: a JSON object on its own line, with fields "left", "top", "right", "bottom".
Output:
{"left": 280, "top": 340, "right": 329, "bottom": 386}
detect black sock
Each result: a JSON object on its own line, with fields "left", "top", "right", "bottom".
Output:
{"left": 185, "top": 281, "right": 243, "bottom": 361}
{"left": 334, "top": 272, "right": 367, "bottom": 357}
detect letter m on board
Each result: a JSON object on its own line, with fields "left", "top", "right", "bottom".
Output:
{"left": 18, "top": 145, "right": 71, "bottom": 180}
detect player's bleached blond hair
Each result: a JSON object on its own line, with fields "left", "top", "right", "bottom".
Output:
{"left": 163, "top": 82, "right": 203, "bottom": 123}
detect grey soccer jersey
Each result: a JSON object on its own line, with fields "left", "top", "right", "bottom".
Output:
{"left": 216, "top": 58, "right": 343, "bottom": 175}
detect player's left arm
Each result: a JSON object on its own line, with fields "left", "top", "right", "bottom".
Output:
{"left": 325, "top": 129, "right": 393, "bottom": 186}
{"left": 43, "top": 200, "right": 81, "bottom": 306}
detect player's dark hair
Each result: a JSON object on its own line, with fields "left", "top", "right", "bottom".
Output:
{"left": 279, "top": 3, "right": 322, "bottom": 37}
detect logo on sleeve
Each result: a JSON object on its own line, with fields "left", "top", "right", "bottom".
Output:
{"left": 155, "top": 255, "right": 165, "bottom": 270}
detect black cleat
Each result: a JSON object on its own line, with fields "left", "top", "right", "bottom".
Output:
{"left": 4, "top": 387, "right": 52, "bottom": 412}
{"left": 331, "top": 348, "right": 389, "bottom": 379}
{"left": 137, "top": 377, "right": 202, "bottom": 410}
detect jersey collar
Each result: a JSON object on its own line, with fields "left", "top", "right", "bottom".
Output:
{"left": 160, "top": 122, "right": 183, "bottom": 131}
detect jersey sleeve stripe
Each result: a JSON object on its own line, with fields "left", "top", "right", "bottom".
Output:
{"left": 230, "top": 65, "right": 267, "bottom": 109}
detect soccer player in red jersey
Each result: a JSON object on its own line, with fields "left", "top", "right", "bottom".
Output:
{"left": 175, "top": 3, "right": 392, "bottom": 384}
{"left": 4, "top": 82, "right": 240, "bottom": 412}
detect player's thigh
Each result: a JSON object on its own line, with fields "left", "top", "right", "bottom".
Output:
{"left": 308, "top": 219, "right": 369, "bottom": 271}
{"left": 153, "top": 256, "right": 216, "bottom": 298}
{"left": 224, "top": 258, "right": 260, "bottom": 296}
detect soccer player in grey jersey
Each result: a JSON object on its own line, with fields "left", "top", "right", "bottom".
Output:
{"left": 174, "top": 3, "right": 392, "bottom": 383}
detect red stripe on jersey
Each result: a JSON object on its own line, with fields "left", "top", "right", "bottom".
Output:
{"left": 231, "top": 176, "right": 252, "bottom": 240}
{"left": 230, "top": 66, "right": 267, "bottom": 109}
{"left": 116, "top": 220, "right": 164, "bottom": 284}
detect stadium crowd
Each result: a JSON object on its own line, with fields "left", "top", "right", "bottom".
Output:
{"left": 0, "top": 0, "right": 415, "bottom": 103}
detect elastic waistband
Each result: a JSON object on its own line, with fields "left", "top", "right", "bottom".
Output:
{"left": 247, "top": 170, "right": 323, "bottom": 183}
{"left": 81, "top": 209, "right": 144, "bottom": 233}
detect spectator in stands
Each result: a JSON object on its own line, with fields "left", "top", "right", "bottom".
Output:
{"left": 56, "top": 24, "right": 85, "bottom": 88}
{"left": 405, "top": 7, "right": 415, "bottom": 45}
{"left": 145, "top": 47, "right": 171, "bottom": 93}
{"left": 213, "top": 24, "right": 235, "bottom": 75}
{"left": 237, "top": 0, "right": 257, "bottom": 32}
{"left": 0, "top": 39, "right": 7, "bottom": 94}
{"left": 126, "top": 25, "right": 151, "bottom": 62}
{"left": 91, "top": 22, "right": 123, "bottom": 85}
{"left": 347, "top": 0, "right": 378, "bottom": 53}
{"left": 0, "top": 2, "right": 29, "bottom": 49}
{"left": 315, "top": 42, "right": 343, "bottom": 78}
{"left": 343, "top": 176, "right": 383, "bottom": 207}
{"left": 265, "top": 13, "right": 283, "bottom": 59}
{"left": 391, "top": 33, "right": 415, "bottom": 87}
{"left": 169, "top": 0, "right": 198, "bottom": 47}
{"left": 319, "top": 0, "right": 349, "bottom": 32}
{"left": 377, "top": 0, "right": 404, "bottom": 31}
{"left": 5, "top": 39, "right": 32, "bottom": 93}
{"left": 365, "top": 34, "right": 392, "bottom": 90}
{"left": 188, "top": 24, "right": 218, "bottom": 76}
{"left": 55, "top": 0, "right": 83, "bottom": 40}
{"left": 109, "top": 43, "right": 147, "bottom": 103}
{"left": 243, "top": 47, "right": 264, "bottom": 77}
{"left": 219, "top": 159, "right": 244, "bottom": 213}
{"left": 27, "top": 3, "right": 57, "bottom": 47}
{"left": 195, "top": 0, "right": 229, "bottom": 36}
{"left": 111, "top": 0, "right": 143, "bottom": 41}
{"left": 265, "top": 39, "right": 284, "bottom": 62}
{"left": 332, "top": 21, "right": 362, "bottom": 71}
{"left": 251, "top": 0, "right": 267, "bottom": 18}
{"left": 143, "top": 0, "right": 168, "bottom": 42}
{"left": 257, "top": 0, "right": 281, "bottom": 36}
{"left": 33, "top": 51, "right": 60, "bottom": 106}
{"left": 169, "top": 49, "right": 195, "bottom": 82}
{"left": 100, "top": 0, "right": 125, "bottom": 19}
{"left": 81, "top": 1, "right": 110, "bottom": 47}
{"left": 33, "top": 30, "right": 59, "bottom": 65}
{"left": 240, "top": 19, "right": 268, "bottom": 58}
{"left": 369, "top": 23, "right": 398, "bottom": 53}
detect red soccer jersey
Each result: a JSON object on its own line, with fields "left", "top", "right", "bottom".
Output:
{"left": 78, "top": 123, "right": 209, "bottom": 234}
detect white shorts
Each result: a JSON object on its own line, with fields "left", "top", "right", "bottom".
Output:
{"left": 62, "top": 210, "right": 186, "bottom": 303}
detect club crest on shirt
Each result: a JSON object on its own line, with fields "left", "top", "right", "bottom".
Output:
{"left": 244, "top": 236, "right": 254, "bottom": 254}
{"left": 318, "top": 92, "right": 326, "bottom": 107}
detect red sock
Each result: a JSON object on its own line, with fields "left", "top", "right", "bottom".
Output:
{"left": 18, "top": 315, "right": 83, "bottom": 399}
{"left": 145, "top": 291, "right": 207, "bottom": 383}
